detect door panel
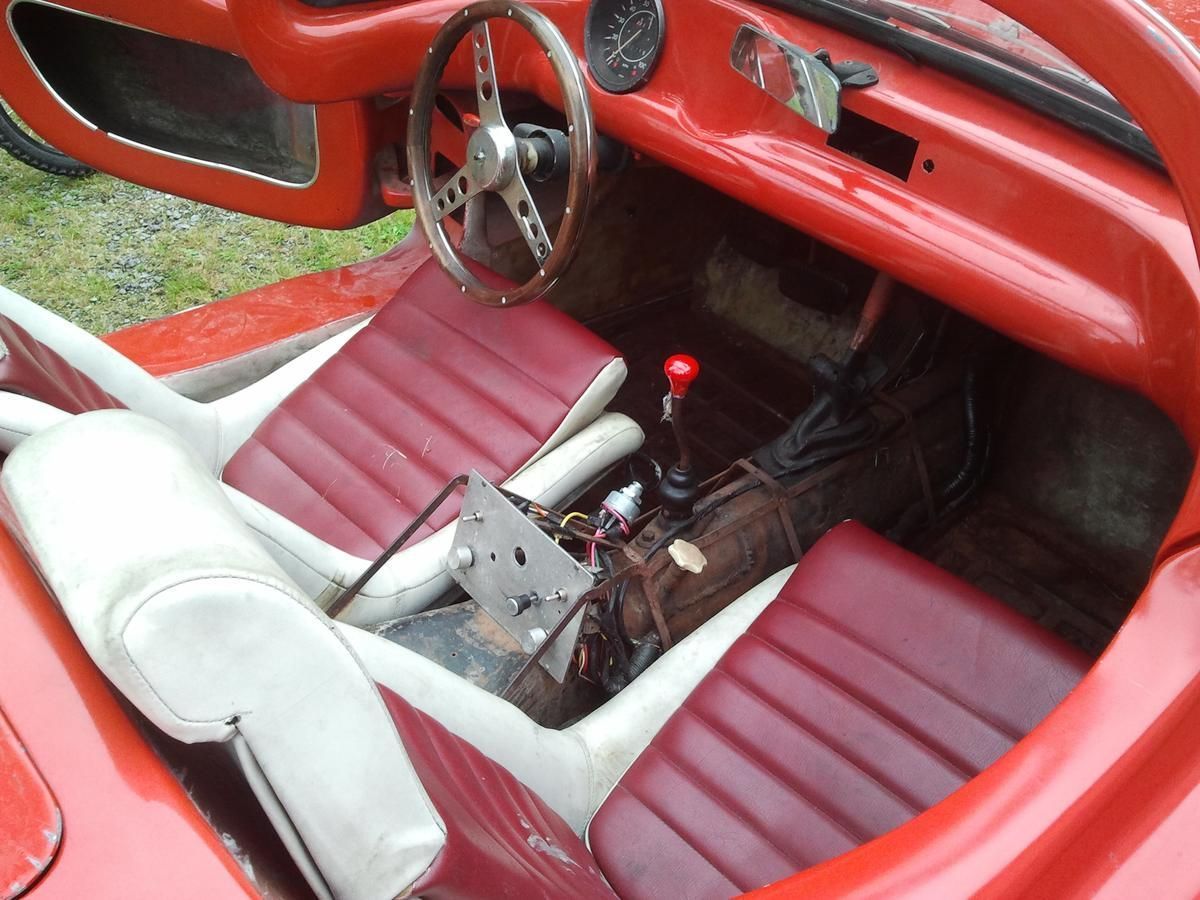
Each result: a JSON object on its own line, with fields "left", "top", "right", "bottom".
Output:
{"left": 0, "top": 0, "right": 398, "bottom": 227}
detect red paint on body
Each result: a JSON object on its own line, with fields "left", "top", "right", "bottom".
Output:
{"left": 102, "top": 227, "right": 432, "bottom": 377}
{"left": 0, "top": 711, "right": 60, "bottom": 898}
{"left": 0, "top": 532, "right": 256, "bottom": 898}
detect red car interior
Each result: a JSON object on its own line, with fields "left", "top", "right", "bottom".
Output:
{"left": 1, "top": 0, "right": 1200, "bottom": 897}
{"left": 588, "top": 522, "right": 1089, "bottom": 898}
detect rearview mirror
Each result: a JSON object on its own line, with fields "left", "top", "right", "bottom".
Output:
{"left": 730, "top": 24, "right": 843, "bottom": 134}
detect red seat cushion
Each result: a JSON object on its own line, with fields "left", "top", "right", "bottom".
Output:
{"left": 587, "top": 521, "right": 1090, "bottom": 899}
{"left": 222, "top": 260, "right": 620, "bottom": 558}
{"left": 378, "top": 685, "right": 617, "bottom": 900}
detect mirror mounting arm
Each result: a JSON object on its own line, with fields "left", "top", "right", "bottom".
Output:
{"left": 813, "top": 50, "right": 881, "bottom": 89}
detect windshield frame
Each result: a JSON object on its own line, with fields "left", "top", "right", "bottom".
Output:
{"left": 761, "top": 0, "right": 1163, "bottom": 170}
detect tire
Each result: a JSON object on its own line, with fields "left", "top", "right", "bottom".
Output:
{"left": 0, "top": 99, "right": 93, "bottom": 177}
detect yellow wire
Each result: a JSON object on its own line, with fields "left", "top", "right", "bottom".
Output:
{"left": 555, "top": 511, "right": 588, "bottom": 545}
{"left": 560, "top": 511, "right": 588, "bottom": 529}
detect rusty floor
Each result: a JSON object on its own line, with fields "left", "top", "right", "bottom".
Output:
{"left": 913, "top": 491, "right": 1135, "bottom": 657}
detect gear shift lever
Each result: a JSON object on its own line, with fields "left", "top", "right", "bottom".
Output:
{"left": 659, "top": 354, "right": 700, "bottom": 520}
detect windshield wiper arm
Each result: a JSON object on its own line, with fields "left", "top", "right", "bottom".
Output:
{"left": 760, "top": 0, "right": 1162, "bottom": 170}
{"left": 853, "top": 0, "right": 952, "bottom": 29}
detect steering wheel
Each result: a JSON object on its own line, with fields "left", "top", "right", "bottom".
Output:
{"left": 407, "top": 1, "right": 597, "bottom": 307}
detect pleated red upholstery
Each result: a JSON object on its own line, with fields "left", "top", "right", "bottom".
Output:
{"left": 222, "top": 260, "right": 620, "bottom": 558}
{"left": 0, "top": 316, "right": 123, "bottom": 414}
{"left": 587, "top": 522, "right": 1090, "bottom": 899}
{"left": 378, "top": 686, "right": 617, "bottom": 900}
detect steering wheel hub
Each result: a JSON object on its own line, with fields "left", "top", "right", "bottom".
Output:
{"left": 468, "top": 125, "right": 518, "bottom": 192}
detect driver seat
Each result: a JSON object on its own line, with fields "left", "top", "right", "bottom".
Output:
{"left": 0, "top": 259, "right": 641, "bottom": 622}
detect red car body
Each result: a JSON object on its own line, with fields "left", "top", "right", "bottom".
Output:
{"left": 3, "top": 0, "right": 1200, "bottom": 896}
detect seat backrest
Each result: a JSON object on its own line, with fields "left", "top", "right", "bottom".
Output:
{"left": 0, "top": 313, "right": 126, "bottom": 413}
{"left": 2, "top": 410, "right": 448, "bottom": 899}
{"left": 0, "top": 286, "right": 215, "bottom": 454}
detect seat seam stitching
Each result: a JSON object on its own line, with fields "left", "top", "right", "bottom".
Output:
{"left": 268, "top": 403, "right": 425, "bottom": 513}
{"left": 371, "top": 311, "right": 565, "bottom": 437}
{"left": 304, "top": 373, "right": 485, "bottom": 486}
{"left": 672, "top": 705, "right": 868, "bottom": 846}
{"left": 601, "top": 783, "right": 750, "bottom": 893}
{"left": 335, "top": 346, "right": 515, "bottom": 471}
{"left": 705, "top": 666, "right": 925, "bottom": 815}
{"left": 742, "top": 631, "right": 980, "bottom": 780}
{"left": 640, "top": 740, "right": 818, "bottom": 867}
{"left": 403, "top": 302, "right": 584, "bottom": 408}
{"left": 270, "top": 404, "right": 434, "bottom": 549}
{"left": 775, "top": 596, "right": 1026, "bottom": 743}
{"left": 231, "top": 434, "right": 384, "bottom": 554}
{"left": 235, "top": 423, "right": 401, "bottom": 555}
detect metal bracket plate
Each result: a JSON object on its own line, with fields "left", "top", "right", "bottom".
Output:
{"left": 447, "top": 471, "right": 594, "bottom": 682}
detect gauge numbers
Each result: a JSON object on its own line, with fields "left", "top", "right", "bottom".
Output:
{"left": 585, "top": 0, "right": 666, "bottom": 94}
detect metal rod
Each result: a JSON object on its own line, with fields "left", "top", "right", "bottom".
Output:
{"left": 670, "top": 395, "right": 692, "bottom": 472}
{"left": 326, "top": 474, "right": 470, "bottom": 620}
{"left": 850, "top": 271, "right": 896, "bottom": 355}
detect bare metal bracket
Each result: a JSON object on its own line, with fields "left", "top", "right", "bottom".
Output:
{"left": 447, "top": 471, "right": 594, "bottom": 682}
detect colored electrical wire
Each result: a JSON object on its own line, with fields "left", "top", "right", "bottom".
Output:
{"left": 560, "top": 511, "right": 589, "bottom": 530}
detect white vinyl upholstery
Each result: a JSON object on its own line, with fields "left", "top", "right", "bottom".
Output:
{"left": 2, "top": 412, "right": 447, "bottom": 900}
{"left": 0, "top": 392, "right": 71, "bottom": 453}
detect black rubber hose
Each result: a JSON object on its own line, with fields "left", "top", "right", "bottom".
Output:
{"left": 937, "top": 365, "right": 985, "bottom": 505}
{"left": 598, "top": 551, "right": 633, "bottom": 691}
{"left": 601, "top": 638, "right": 660, "bottom": 695}
{"left": 611, "top": 578, "right": 632, "bottom": 648}
{"left": 887, "top": 363, "right": 989, "bottom": 542}
{"left": 626, "top": 641, "right": 661, "bottom": 681}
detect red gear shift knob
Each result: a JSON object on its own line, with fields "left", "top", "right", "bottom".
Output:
{"left": 664, "top": 354, "right": 700, "bottom": 398}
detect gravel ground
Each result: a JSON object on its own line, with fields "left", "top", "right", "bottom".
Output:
{"left": 0, "top": 150, "right": 412, "bottom": 334}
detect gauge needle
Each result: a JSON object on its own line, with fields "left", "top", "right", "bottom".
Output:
{"left": 608, "top": 28, "right": 645, "bottom": 63}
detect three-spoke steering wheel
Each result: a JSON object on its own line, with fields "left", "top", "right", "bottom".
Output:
{"left": 407, "top": 1, "right": 597, "bottom": 306}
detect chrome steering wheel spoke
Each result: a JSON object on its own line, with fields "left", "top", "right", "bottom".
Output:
{"left": 471, "top": 22, "right": 506, "bottom": 128}
{"left": 432, "top": 165, "right": 483, "bottom": 221}
{"left": 500, "top": 174, "right": 553, "bottom": 268}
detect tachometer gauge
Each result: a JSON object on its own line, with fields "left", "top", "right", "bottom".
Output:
{"left": 585, "top": 0, "right": 666, "bottom": 94}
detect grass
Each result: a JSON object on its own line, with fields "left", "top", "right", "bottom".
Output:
{"left": 0, "top": 149, "right": 413, "bottom": 334}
